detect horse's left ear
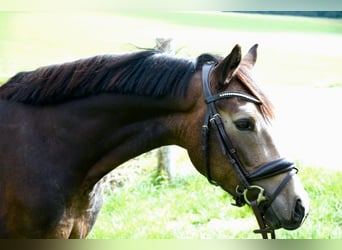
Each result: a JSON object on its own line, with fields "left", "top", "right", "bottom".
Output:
{"left": 243, "top": 44, "right": 258, "bottom": 68}
{"left": 212, "top": 44, "right": 242, "bottom": 87}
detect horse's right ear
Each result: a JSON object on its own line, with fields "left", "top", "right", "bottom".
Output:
{"left": 211, "top": 44, "right": 241, "bottom": 89}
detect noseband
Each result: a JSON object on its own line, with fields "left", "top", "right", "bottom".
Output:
{"left": 201, "top": 63, "right": 298, "bottom": 239}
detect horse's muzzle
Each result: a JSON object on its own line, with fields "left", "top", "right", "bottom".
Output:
{"left": 264, "top": 195, "right": 309, "bottom": 230}
{"left": 284, "top": 198, "right": 308, "bottom": 230}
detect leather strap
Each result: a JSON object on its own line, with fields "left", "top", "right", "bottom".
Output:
{"left": 247, "top": 158, "right": 296, "bottom": 181}
{"left": 200, "top": 62, "right": 298, "bottom": 239}
{"left": 251, "top": 200, "right": 275, "bottom": 239}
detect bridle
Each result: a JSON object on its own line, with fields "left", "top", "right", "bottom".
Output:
{"left": 201, "top": 63, "right": 298, "bottom": 239}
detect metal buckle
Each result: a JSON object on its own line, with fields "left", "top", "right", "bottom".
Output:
{"left": 238, "top": 185, "right": 267, "bottom": 206}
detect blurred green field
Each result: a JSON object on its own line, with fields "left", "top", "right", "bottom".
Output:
{"left": 126, "top": 11, "right": 342, "bottom": 34}
{"left": 87, "top": 153, "right": 342, "bottom": 239}
{"left": 0, "top": 11, "right": 341, "bottom": 87}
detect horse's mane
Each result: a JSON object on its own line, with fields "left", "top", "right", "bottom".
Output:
{"left": 0, "top": 49, "right": 273, "bottom": 120}
{"left": 0, "top": 50, "right": 201, "bottom": 104}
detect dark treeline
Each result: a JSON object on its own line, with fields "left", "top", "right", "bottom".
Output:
{"left": 231, "top": 11, "right": 342, "bottom": 19}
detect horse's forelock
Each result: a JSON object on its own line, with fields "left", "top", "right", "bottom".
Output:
{"left": 235, "top": 65, "right": 275, "bottom": 122}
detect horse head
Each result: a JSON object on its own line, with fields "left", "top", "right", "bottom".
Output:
{"left": 185, "top": 44, "right": 310, "bottom": 236}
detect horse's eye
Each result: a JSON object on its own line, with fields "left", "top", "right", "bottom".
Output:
{"left": 234, "top": 119, "right": 255, "bottom": 131}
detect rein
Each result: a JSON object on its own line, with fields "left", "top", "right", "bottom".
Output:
{"left": 201, "top": 63, "right": 297, "bottom": 239}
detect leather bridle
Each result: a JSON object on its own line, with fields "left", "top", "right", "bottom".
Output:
{"left": 201, "top": 63, "right": 298, "bottom": 239}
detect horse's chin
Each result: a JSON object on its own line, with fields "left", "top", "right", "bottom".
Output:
{"left": 263, "top": 208, "right": 281, "bottom": 229}
{"left": 263, "top": 205, "right": 305, "bottom": 231}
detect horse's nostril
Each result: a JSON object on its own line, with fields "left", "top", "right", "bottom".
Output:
{"left": 293, "top": 199, "right": 305, "bottom": 223}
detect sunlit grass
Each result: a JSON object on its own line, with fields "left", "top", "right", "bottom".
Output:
{"left": 0, "top": 11, "right": 341, "bottom": 87}
{"left": 88, "top": 160, "right": 342, "bottom": 239}
{"left": 124, "top": 11, "right": 342, "bottom": 34}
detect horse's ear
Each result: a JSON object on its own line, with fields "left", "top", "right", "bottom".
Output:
{"left": 212, "top": 44, "right": 241, "bottom": 87}
{"left": 243, "top": 44, "right": 258, "bottom": 68}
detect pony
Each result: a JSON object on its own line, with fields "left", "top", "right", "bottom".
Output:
{"left": 0, "top": 44, "right": 309, "bottom": 238}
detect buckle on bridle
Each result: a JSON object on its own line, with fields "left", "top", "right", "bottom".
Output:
{"left": 201, "top": 63, "right": 297, "bottom": 239}
{"left": 233, "top": 185, "right": 267, "bottom": 207}
{"left": 243, "top": 185, "right": 267, "bottom": 206}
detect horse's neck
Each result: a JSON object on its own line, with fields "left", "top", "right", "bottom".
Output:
{"left": 64, "top": 93, "right": 194, "bottom": 188}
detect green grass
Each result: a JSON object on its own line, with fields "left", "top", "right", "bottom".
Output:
{"left": 327, "top": 82, "right": 342, "bottom": 88}
{"left": 0, "top": 11, "right": 341, "bottom": 87}
{"left": 123, "top": 11, "right": 342, "bottom": 34}
{"left": 88, "top": 161, "right": 342, "bottom": 239}
{"left": 0, "top": 78, "right": 7, "bottom": 85}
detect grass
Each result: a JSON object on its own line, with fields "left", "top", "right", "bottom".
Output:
{"left": 123, "top": 11, "right": 342, "bottom": 34}
{"left": 88, "top": 155, "right": 342, "bottom": 239}
{"left": 327, "top": 82, "right": 342, "bottom": 88}
{"left": 0, "top": 11, "right": 341, "bottom": 87}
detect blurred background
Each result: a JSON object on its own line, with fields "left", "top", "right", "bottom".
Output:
{"left": 0, "top": 8, "right": 341, "bottom": 238}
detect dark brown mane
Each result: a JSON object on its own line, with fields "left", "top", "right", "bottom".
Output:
{"left": 0, "top": 50, "right": 198, "bottom": 104}
{"left": 0, "top": 50, "right": 273, "bottom": 122}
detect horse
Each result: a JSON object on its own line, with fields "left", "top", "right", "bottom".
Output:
{"left": 0, "top": 44, "right": 309, "bottom": 238}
